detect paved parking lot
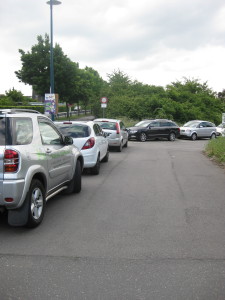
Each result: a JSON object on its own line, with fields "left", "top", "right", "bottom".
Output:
{"left": 0, "top": 139, "right": 225, "bottom": 299}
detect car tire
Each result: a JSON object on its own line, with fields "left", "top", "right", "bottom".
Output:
{"left": 168, "top": 132, "right": 176, "bottom": 141}
{"left": 117, "top": 143, "right": 123, "bottom": 152}
{"left": 65, "top": 160, "right": 82, "bottom": 194}
{"left": 91, "top": 155, "right": 100, "bottom": 175}
{"left": 124, "top": 140, "right": 128, "bottom": 148}
{"left": 139, "top": 132, "right": 147, "bottom": 142}
{"left": 102, "top": 149, "right": 109, "bottom": 162}
{"left": 191, "top": 133, "right": 197, "bottom": 141}
{"left": 210, "top": 133, "right": 216, "bottom": 139}
{"left": 26, "top": 179, "right": 46, "bottom": 228}
{"left": 73, "top": 160, "right": 82, "bottom": 193}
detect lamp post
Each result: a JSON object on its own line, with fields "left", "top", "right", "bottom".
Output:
{"left": 46, "top": 0, "right": 61, "bottom": 94}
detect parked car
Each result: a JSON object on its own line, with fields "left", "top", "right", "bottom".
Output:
{"left": 0, "top": 109, "right": 83, "bottom": 228}
{"left": 216, "top": 123, "right": 225, "bottom": 137}
{"left": 94, "top": 118, "right": 128, "bottom": 152}
{"left": 180, "top": 120, "right": 217, "bottom": 140}
{"left": 55, "top": 121, "right": 109, "bottom": 175}
{"left": 127, "top": 119, "right": 180, "bottom": 142}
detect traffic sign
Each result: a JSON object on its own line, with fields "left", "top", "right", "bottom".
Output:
{"left": 100, "top": 97, "right": 108, "bottom": 104}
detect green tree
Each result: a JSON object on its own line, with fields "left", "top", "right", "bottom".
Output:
{"left": 15, "top": 34, "right": 79, "bottom": 101}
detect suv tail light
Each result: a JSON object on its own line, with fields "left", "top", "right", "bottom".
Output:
{"left": 82, "top": 137, "right": 95, "bottom": 150}
{"left": 116, "top": 122, "right": 120, "bottom": 134}
{"left": 4, "top": 149, "right": 19, "bottom": 172}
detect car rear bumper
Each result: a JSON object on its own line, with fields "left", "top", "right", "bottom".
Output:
{"left": 0, "top": 179, "right": 25, "bottom": 209}
{"left": 107, "top": 138, "right": 121, "bottom": 147}
{"left": 81, "top": 150, "right": 98, "bottom": 168}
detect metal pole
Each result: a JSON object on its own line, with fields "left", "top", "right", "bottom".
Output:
{"left": 50, "top": 0, "right": 54, "bottom": 94}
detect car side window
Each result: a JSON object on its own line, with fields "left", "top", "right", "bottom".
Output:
{"left": 199, "top": 122, "right": 205, "bottom": 128}
{"left": 93, "top": 124, "right": 102, "bottom": 136}
{"left": 150, "top": 122, "right": 160, "bottom": 127}
{"left": 160, "top": 122, "right": 171, "bottom": 127}
{"left": 14, "top": 118, "right": 33, "bottom": 145}
{"left": 38, "top": 120, "right": 62, "bottom": 145}
{"left": 205, "top": 122, "right": 213, "bottom": 127}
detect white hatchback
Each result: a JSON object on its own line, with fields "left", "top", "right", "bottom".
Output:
{"left": 55, "top": 121, "right": 109, "bottom": 175}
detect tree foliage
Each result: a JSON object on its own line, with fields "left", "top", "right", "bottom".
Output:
{"left": 15, "top": 34, "right": 80, "bottom": 102}
{"left": 13, "top": 36, "right": 225, "bottom": 123}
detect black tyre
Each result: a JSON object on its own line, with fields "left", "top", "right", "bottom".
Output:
{"left": 91, "top": 155, "right": 100, "bottom": 175}
{"left": 102, "top": 149, "right": 109, "bottom": 162}
{"left": 117, "top": 143, "right": 122, "bottom": 152}
{"left": 26, "top": 179, "right": 46, "bottom": 228}
{"left": 191, "top": 133, "right": 197, "bottom": 141}
{"left": 168, "top": 132, "right": 176, "bottom": 141}
{"left": 139, "top": 132, "right": 147, "bottom": 142}
{"left": 73, "top": 160, "right": 82, "bottom": 193}
{"left": 210, "top": 133, "right": 216, "bottom": 139}
{"left": 124, "top": 140, "right": 128, "bottom": 148}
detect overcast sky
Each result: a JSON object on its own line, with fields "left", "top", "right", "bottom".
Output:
{"left": 1, "top": 0, "right": 225, "bottom": 96}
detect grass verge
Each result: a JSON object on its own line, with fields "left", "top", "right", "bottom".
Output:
{"left": 204, "top": 137, "right": 225, "bottom": 167}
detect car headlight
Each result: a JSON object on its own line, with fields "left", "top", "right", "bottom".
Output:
{"left": 130, "top": 130, "right": 137, "bottom": 134}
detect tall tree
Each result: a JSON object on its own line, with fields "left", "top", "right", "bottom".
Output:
{"left": 15, "top": 34, "right": 79, "bottom": 101}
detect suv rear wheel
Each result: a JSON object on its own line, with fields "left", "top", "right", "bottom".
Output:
{"left": 26, "top": 179, "right": 46, "bottom": 228}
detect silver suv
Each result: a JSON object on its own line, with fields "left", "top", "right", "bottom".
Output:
{"left": 0, "top": 109, "right": 83, "bottom": 228}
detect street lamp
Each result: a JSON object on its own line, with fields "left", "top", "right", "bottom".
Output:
{"left": 46, "top": 0, "right": 61, "bottom": 94}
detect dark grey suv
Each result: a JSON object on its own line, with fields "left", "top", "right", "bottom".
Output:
{"left": 0, "top": 109, "right": 83, "bottom": 227}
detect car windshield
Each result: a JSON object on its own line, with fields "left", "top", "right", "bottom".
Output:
{"left": 97, "top": 122, "right": 116, "bottom": 130}
{"left": 134, "top": 120, "right": 151, "bottom": 127}
{"left": 183, "top": 121, "right": 199, "bottom": 128}
{"left": 56, "top": 123, "right": 91, "bottom": 138}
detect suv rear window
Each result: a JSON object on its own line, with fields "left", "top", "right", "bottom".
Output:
{"left": 0, "top": 117, "right": 33, "bottom": 146}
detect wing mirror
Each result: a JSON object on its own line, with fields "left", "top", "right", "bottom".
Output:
{"left": 64, "top": 136, "right": 73, "bottom": 145}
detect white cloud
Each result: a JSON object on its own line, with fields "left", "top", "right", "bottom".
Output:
{"left": 0, "top": 0, "right": 225, "bottom": 96}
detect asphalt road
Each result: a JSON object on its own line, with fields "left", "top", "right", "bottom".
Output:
{"left": 1, "top": 139, "right": 225, "bottom": 300}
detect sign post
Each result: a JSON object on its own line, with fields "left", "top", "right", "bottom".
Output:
{"left": 100, "top": 97, "right": 108, "bottom": 118}
{"left": 45, "top": 93, "right": 56, "bottom": 120}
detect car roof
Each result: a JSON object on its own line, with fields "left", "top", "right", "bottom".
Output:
{"left": 94, "top": 118, "right": 120, "bottom": 122}
{"left": 54, "top": 120, "right": 95, "bottom": 126}
{"left": 0, "top": 109, "right": 41, "bottom": 115}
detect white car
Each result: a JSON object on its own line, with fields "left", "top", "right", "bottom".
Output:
{"left": 94, "top": 118, "right": 128, "bottom": 152}
{"left": 55, "top": 121, "right": 109, "bottom": 175}
{"left": 180, "top": 120, "right": 217, "bottom": 140}
{"left": 216, "top": 123, "right": 225, "bottom": 137}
